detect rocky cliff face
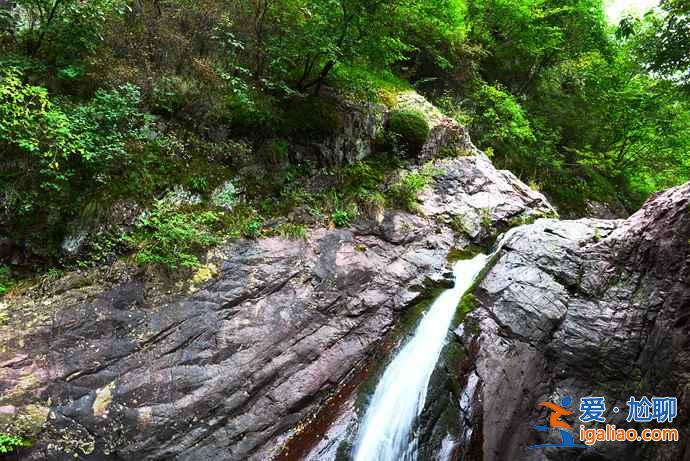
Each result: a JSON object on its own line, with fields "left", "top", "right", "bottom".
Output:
{"left": 1, "top": 88, "right": 687, "bottom": 461}
{"left": 454, "top": 182, "right": 690, "bottom": 460}
{"left": 0, "top": 149, "right": 552, "bottom": 459}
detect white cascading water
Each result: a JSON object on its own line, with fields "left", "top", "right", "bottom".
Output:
{"left": 352, "top": 253, "right": 488, "bottom": 461}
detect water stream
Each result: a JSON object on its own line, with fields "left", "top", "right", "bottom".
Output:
{"left": 352, "top": 253, "right": 488, "bottom": 461}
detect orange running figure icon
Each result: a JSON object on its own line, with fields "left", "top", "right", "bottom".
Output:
{"left": 528, "top": 396, "right": 588, "bottom": 449}
{"left": 538, "top": 401, "right": 573, "bottom": 429}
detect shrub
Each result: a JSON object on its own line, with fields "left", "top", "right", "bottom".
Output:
{"left": 277, "top": 223, "right": 308, "bottom": 240}
{"left": 0, "top": 433, "right": 27, "bottom": 454}
{"left": 0, "top": 67, "right": 72, "bottom": 163}
{"left": 387, "top": 163, "right": 439, "bottom": 212}
{"left": 341, "top": 161, "right": 385, "bottom": 194}
{"left": 130, "top": 202, "right": 222, "bottom": 269}
{"left": 244, "top": 216, "right": 263, "bottom": 239}
{"left": 332, "top": 207, "right": 357, "bottom": 228}
{"left": 0, "top": 69, "right": 153, "bottom": 208}
{"left": 0, "top": 68, "right": 179, "bottom": 257}
{"left": 6, "top": 0, "right": 126, "bottom": 69}
{"left": 386, "top": 109, "right": 430, "bottom": 156}
{"left": 223, "top": 91, "right": 279, "bottom": 138}
{"left": 0, "top": 67, "right": 76, "bottom": 230}
{"left": 0, "top": 266, "right": 14, "bottom": 296}
{"left": 152, "top": 77, "right": 193, "bottom": 116}
{"left": 57, "top": 64, "right": 85, "bottom": 81}
{"left": 209, "top": 204, "right": 263, "bottom": 239}
{"left": 70, "top": 83, "right": 151, "bottom": 163}
{"left": 465, "top": 82, "right": 534, "bottom": 165}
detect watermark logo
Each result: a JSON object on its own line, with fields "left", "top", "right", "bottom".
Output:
{"left": 529, "top": 395, "right": 679, "bottom": 449}
{"left": 529, "top": 396, "right": 587, "bottom": 449}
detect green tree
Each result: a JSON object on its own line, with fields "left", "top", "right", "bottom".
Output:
{"left": 1, "top": 0, "right": 127, "bottom": 70}
{"left": 0, "top": 67, "right": 169, "bottom": 252}
{"left": 638, "top": 0, "right": 690, "bottom": 89}
{"left": 466, "top": 0, "right": 609, "bottom": 95}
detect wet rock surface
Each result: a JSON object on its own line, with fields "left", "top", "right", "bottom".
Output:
{"left": 0, "top": 152, "right": 551, "bottom": 460}
{"left": 453, "top": 182, "right": 690, "bottom": 461}
{"left": 421, "top": 154, "right": 552, "bottom": 241}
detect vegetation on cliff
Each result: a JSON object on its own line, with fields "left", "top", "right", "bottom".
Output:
{"left": 0, "top": 0, "right": 688, "bottom": 273}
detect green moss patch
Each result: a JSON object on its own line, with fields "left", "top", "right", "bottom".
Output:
{"left": 386, "top": 109, "right": 430, "bottom": 156}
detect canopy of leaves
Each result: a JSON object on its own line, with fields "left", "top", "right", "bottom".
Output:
{"left": 637, "top": 0, "right": 690, "bottom": 89}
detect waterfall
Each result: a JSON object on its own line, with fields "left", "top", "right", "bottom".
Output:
{"left": 352, "top": 254, "right": 488, "bottom": 461}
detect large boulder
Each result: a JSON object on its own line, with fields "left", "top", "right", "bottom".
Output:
{"left": 394, "top": 91, "right": 481, "bottom": 161}
{"left": 452, "top": 182, "right": 690, "bottom": 460}
{"left": 311, "top": 90, "right": 479, "bottom": 167}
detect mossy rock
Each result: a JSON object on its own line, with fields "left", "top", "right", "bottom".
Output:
{"left": 0, "top": 404, "right": 49, "bottom": 439}
{"left": 386, "top": 109, "right": 430, "bottom": 156}
{"left": 191, "top": 263, "right": 218, "bottom": 286}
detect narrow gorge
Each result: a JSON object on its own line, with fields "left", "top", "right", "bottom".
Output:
{"left": 2, "top": 1, "right": 689, "bottom": 459}
{"left": 1, "top": 90, "right": 688, "bottom": 461}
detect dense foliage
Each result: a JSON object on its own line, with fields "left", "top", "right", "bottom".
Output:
{"left": 0, "top": 0, "right": 687, "bottom": 272}
{"left": 433, "top": 0, "right": 689, "bottom": 209}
